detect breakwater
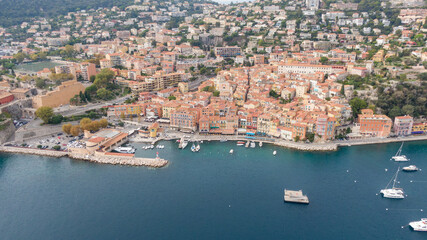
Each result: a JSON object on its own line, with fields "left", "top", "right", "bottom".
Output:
{"left": 0, "top": 146, "right": 168, "bottom": 168}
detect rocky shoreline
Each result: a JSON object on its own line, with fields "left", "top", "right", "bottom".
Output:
{"left": 0, "top": 146, "right": 168, "bottom": 168}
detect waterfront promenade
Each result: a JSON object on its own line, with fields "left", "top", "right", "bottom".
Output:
{"left": 0, "top": 146, "right": 168, "bottom": 168}
{"left": 131, "top": 132, "right": 427, "bottom": 152}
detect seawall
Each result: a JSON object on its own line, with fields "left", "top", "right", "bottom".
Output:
{"left": 0, "top": 146, "right": 168, "bottom": 168}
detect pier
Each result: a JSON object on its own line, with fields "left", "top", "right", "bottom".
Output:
{"left": 0, "top": 146, "right": 168, "bottom": 168}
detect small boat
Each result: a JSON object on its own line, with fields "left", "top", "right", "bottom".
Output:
{"left": 237, "top": 141, "right": 245, "bottom": 146}
{"left": 181, "top": 140, "right": 188, "bottom": 149}
{"left": 114, "top": 147, "right": 136, "bottom": 154}
{"left": 200, "top": 141, "right": 203, "bottom": 144}
{"left": 150, "top": 145, "right": 154, "bottom": 149}
{"left": 273, "top": 151, "right": 277, "bottom": 156}
{"left": 245, "top": 141, "right": 250, "bottom": 148}
{"left": 195, "top": 144, "right": 200, "bottom": 152}
{"left": 391, "top": 142, "right": 409, "bottom": 162}
{"left": 259, "top": 141, "right": 263, "bottom": 147}
{"left": 402, "top": 165, "right": 418, "bottom": 172}
{"left": 229, "top": 149, "right": 234, "bottom": 154}
{"left": 191, "top": 143, "right": 196, "bottom": 152}
{"left": 220, "top": 139, "right": 227, "bottom": 142}
{"left": 409, "top": 218, "right": 427, "bottom": 232}
{"left": 250, "top": 141, "right": 256, "bottom": 148}
{"left": 380, "top": 167, "right": 404, "bottom": 199}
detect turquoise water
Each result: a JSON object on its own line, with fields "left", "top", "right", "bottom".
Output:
{"left": 0, "top": 141, "right": 426, "bottom": 239}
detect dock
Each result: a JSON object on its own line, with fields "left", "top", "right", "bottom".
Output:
{"left": 284, "top": 189, "right": 309, "bottom": 204}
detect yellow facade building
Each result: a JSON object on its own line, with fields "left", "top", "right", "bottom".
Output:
{"left": 32, "top": 80, "right": 85, "bottom": 108}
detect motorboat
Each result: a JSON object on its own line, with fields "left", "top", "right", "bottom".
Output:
{"left": 114, "top": 147, "right": 136, "bottom": 154}
{"left": 191, "top": 143, "right": 196, "bottom": 152}
{"left": 195, "top": 144, "right": 200, "bottom": 152}
{"left": 391, "top": 142, "right": 409, "bottom": 162}
{"left": 229, "top": 149, "right": 234, "bottom": 154}
{"left": 245, "top": 141, "right": 250, "bottom": 148}
{"left": 402, "top": 165, "right": 418, "bottom": 172}
{"left": 250, "top": 141, "right": 256, "bottom": 148}
{"left": 237, "top": 141, "right": 245, "bottom": 146}
{"left": 181, "top": 140, "right": 188, "bottom": 149}
{"left": 259, "top": 141, "right": 263, "bottom": 147}
{"left": 273, "top": 151, "right": 277, "bottom": 156}
{"left": 380, "top": 167, "right": 404, "bottom": 199}
{"left": 409, "top": 218, "right": 427, "bottom": 232}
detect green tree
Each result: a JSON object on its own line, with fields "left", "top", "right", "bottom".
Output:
{"left": 35, "top": 106, "right": 54, "bottom": 124}
{"left": 168, "top": 95, "right": 176, "bottom": 100}
{"left": 349, "top": 97, "right": 368, "bottom": 118}
{"left": 35, "top": 78, "right": 46, "bottom": 89}
{"left": 320, "top": 56, "right": 329, "bottom": 64}
{"left": 94, "top": 69, "right": 115, "bottom": 89}
{"left": 96, "top": 88, "right": 112, "bottom": 100}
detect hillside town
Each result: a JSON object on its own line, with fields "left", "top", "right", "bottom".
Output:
{"left": 0, "top": 0, "right": 426, "bottom": 149}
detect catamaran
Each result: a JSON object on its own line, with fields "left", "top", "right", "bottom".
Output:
{"left": 409, "top": 218, "right": 427, "bottom": 232}
{"left": 391, "top": 142, "right": 409, "bottom": 162}
{"left": 380, "top": 167, "right": 404, "bottom": 199}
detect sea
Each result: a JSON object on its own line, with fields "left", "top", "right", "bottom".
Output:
{"left": 0, "top": 140, "right": 426, "bottom": 239}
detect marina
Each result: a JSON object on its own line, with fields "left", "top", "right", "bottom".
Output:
{"left": 0, "top": 140, "right": 426, "bottom": 239}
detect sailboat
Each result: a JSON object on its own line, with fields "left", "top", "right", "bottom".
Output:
{"left": 380, "top": 167, "right": 404, "bottom": 199}
{"left": 391, "top": 142, "right": 409, "bottom": 162}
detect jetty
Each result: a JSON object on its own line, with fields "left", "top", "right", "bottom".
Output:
{"left": 284, "top": 189, "right": 309, "bottom": 204}
{"left": 0, "top": 146, "right": 168, "bottom": 168}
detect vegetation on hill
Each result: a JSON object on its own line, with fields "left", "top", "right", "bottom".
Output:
{"left": 0, "top": 0, "right": 134, "bottom": 27}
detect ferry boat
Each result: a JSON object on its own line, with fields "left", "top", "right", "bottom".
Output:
{"left": 409, "top": 218, "right": 427, "bottom": 232}
{"left": 114, "top": 147, "right": 136, "bottom": 154}
{"left": 284, "top": 189, "right": 309, "bottom": 204}
{"left": 391, "top": 142, "right": 409, "bottom": 162}
{"left": 402, "top": 165, "right": 418, "bottom": 172}
{"left": 380, "top": 167, "right": 404, "bottom": 199}
{"left": 237, "top": 141, "right": 245, "bottom": 146}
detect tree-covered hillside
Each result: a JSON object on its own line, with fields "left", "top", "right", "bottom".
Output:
{"left": 0, "top": 0, "right": 134, "bottom": 27}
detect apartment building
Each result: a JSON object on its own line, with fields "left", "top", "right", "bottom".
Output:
{"left": 394, "top": 115, "right": 413, "bottom": 136}
{"left": 358, "top": 109, "right": 392, "bottom": 138}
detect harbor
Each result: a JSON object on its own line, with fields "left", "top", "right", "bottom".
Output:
{"left": 0, "top": 140, "right": 426, "bottom": 239}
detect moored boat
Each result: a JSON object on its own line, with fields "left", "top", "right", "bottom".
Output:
{"left": 380, "top": 167, "right": 405, "bottom": 199}
{"left": 237, "top": 141, "right": 245, "bottom": 146}
{"left": 391, "top": 142, "right": 409, "bottom": 162}
{"left": 273, "top": 151, "right": 277, "bottom": 156}
{"left": 229, "top": 149, "right": 234, "bottom": 154}
{"left": 402, "top": 165, "right": 418, "bottom": 172}
{"left": 409, "top": 218, "right": 427, "bottom": 232}
{"left": 250, "top": 141, "right": 256, "bottom": 148}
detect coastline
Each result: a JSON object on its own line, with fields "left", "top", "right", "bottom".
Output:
{"left": 131, "top": 134, "right": 427, "bottom": 151}
{"left": 0, "top": 146, "right": 168, "bottom": 168}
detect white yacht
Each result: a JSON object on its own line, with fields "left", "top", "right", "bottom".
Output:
{"left": 380, "top": 167, "right": 404, "bottom": 199}
{"left": 402, "top": 165, "right": 418, "bottom": 172}
{"left": 391, "top": 142, "right": 409, "bottom": 162}
{"left": 114, "top": 147, "right": 136, "bottom": 154}
{"left": 181, "top": 140, "right": 188, "bottom": 149}
{"left": 409, "top": 218, "right": 427, "bottom": 232}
